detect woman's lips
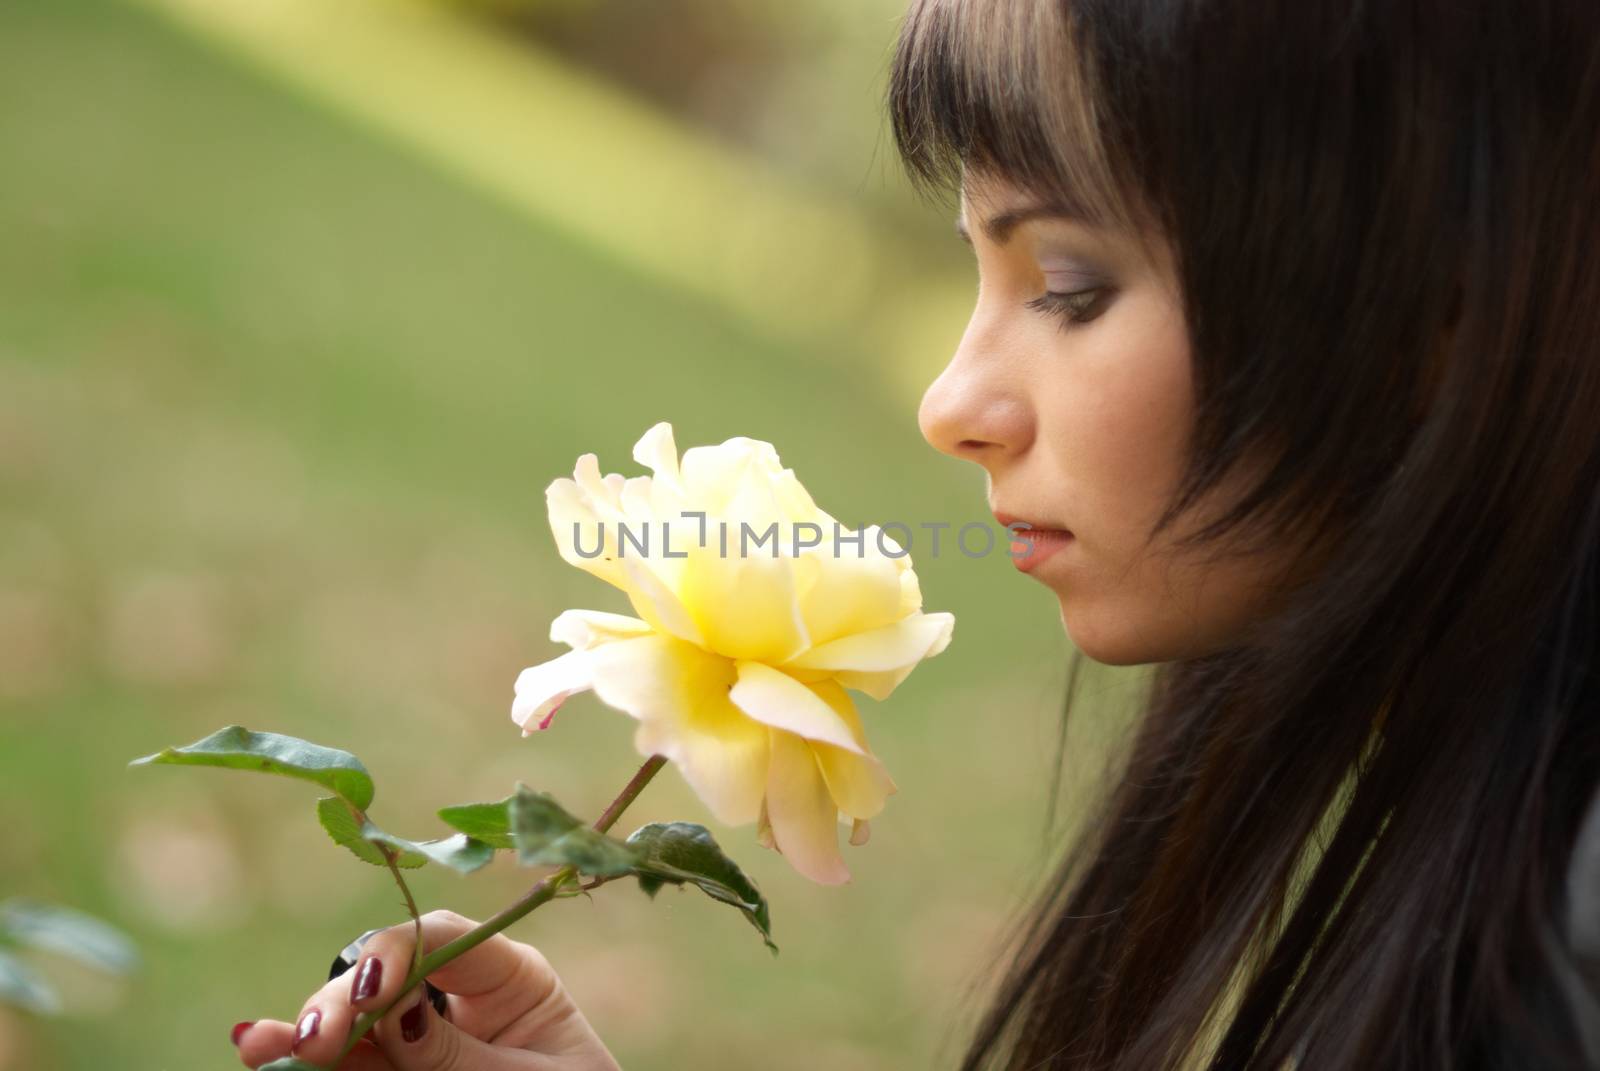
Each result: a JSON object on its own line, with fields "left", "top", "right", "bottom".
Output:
{"left": 1007, "top": 527, "right": 1074, "bottom": 572}
{"left": 993, "top": 511, "right": 1074, "bottom": 573}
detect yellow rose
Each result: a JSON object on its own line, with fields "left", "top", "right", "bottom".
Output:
{"left": 511, "top": 422, "right": 954, "bottom": 884}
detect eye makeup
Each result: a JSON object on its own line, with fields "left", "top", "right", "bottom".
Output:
{"left": 1030, "top": 253, "right": 1116, "bottom": 330}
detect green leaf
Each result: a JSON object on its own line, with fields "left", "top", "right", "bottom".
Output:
{"left": 625, "top": 822, "right": 777, "bottom": 954}
{"left": 504, "top": 793, "right": 776, "bottom": 952}
{"left": 317, "top": 798, "right": 495, "bottom": 875}
{"left": 510, "top": 785, "right": 640, "bottom": 877}
{"left": 0, "top": 900, "right": 139, "bottom": 973}
{"left": 317, "top": 797, "right": 426, "bottom": 869}
{"left": 130, "top": 726, "right": 374, "bottom": 810}
{"left": 365, "top": 828, "right": 496, "bottom": 875}
{"left": 437, "top": 797, "right": 517, "bottom": 850}
{"left": 0, "top": 949, "right": 60, "bottom": 1014}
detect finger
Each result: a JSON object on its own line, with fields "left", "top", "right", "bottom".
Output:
{"left": 354, "top": 910, "right": 515, "bottom": 999}
{"left": 235, "top": 1018, "right": 397, "bottom": 1070}
{"left": 287, "top": 974, "right": 367, "bottom": 1068}
{"left": 353, "top": 910, "right": 546, "bottom": 1041}
{"left": 235, "top": 1019, "right": 293, "bottom": 1068}
{"left": 370, "top": 987, "right": 525, "bottom": 1071}
{"left": 331, "top": 1038, "right": 400, "bottom": 1071}
{"left": 235, "top": 1015, "right": 399, "bottom": 1071}
{"left": 345, "top": 916, "right": 453, "bottom": 1019}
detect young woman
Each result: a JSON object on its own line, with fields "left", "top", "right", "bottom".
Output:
{"left": 233, "top": 0, "right": 1600, "bottom": 1068}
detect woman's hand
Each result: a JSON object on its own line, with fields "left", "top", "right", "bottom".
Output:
{"left": 232, "top": 910, "right": 621, "bottom": 1071}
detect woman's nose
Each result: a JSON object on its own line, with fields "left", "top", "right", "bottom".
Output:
{"left": 917, "top": 329, "right": 1034, "bottom": 467}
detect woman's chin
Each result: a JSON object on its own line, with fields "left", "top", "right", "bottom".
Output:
{"left": 1058, "top": 597, "right": 1173, "bottom": 667}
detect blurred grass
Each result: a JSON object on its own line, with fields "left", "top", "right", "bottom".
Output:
{"left": 0, "top": 0, "right": 1144, "bottom": 1067}
{"left": 127, "top": 0, "right": 976, "bottom": 404}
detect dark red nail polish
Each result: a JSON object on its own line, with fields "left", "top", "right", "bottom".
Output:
{"left": 401, "top": 994, "right": 429, "bottom": 1043}
{"left": 230, "top": 1021, "right": 253, "bottom": 1046}
{"left": 292, "top": 1009, "right": 321, "bottom": 1052}
{"left": 352, "top": 955, "right": 383, "bottom": 1002}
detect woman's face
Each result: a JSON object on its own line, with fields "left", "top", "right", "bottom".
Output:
{"left": 918, "top": 172, "right": 1300, "bottom": 665}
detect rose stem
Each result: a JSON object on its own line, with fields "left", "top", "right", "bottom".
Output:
{"left": 332, "top": 754, "right": 668, "bottom": 1063}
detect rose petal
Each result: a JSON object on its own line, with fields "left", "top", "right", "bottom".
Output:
{"left": 728, "top": 662, "right": 865, "bottom": 755}
{"left": 679, "top": 437, "right": 812, "bottom": 539}
{"left": 813, "top": 744, "right": 896, "bottom": 819}
{"left": 831, "top": 666, "right": 916, "bottom": 702}
{"left": 619, "top": 475, "right": 656, "bottom": 520}
{"left": 678, "top": 437, "right": 775, "bottom": 514}
{"left": 620, "top": 555, "right": 705, "bottom": 646}
{"left": 897, "top": 566, "right": 924, "bottom": 616}
{"left": 773, "top": 467, "right": 828, "bottom": 525}
{"left": 573, "top": 453, "right": 624, "bottom": 514}
{"left": 631, "top": 422, "right": 682, "bottom": 485}
{"left": 784, "top": 611, "right": 954, "bottom": 674}
{"left": 678, "top": 546, "right": 809, "bottom": 664}
{"left": 546, "top": 477, "right": 627, "bottom": 590}
{"left": 548, "top": 609, "right": 653, "bottom": 650}
{"left": 805, "top": 680, "right": 898, "bottom": 818}
{"left": 794, "top": 530, "right": 907, "bottom": 647}
{"left": 764, "top": 728, "right": 850, "bottom": 885}
{"left": 586, "top": 634, "right": 767, "bottom": 825}
{"left": 511, "top": 650, "right": 593, "bottom": 735}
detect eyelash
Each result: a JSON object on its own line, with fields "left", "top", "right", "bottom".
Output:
{"left": 1025, "top": 287, "right": 1114, "bottom": 330}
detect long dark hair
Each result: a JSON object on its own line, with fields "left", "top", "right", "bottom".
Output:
{"left": 888, "top": 2, "right": 1600, "bottom": 1068}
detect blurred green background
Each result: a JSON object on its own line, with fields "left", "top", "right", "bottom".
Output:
{"left": 0, "top": 0, "right": 1144, "bottom": 1066}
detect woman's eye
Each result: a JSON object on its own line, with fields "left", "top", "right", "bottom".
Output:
{"left": 1024, "top": 287, "right": 1115, "bottom": 330}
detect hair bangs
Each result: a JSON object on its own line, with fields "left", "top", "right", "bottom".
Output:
{"left": 887, "top": 0, "right": 1143, "bottom": 236}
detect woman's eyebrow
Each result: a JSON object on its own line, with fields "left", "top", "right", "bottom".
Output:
{"left": 954, "top": 203, "right": 1085, "bottom": 247}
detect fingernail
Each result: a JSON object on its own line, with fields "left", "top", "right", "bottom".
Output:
{"left": 352, "top": 955, "right": 383, "bottom": 1002}
{"left": 292, "top": 1009, "right": 321, "bottom": 1052}
{"left": 401, "top": 993, "right": 429, "bottom": 1043}
{"left": 229, "top": 1021, "right": 253, "bottom": 1047}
